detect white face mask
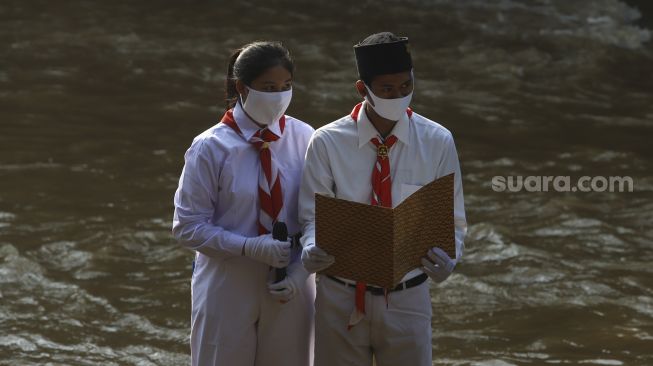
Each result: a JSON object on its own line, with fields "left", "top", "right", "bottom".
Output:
{"left": 364, "top": 85, "right": 413, "bottom": 121}
{"left": 240, "top": 87, "right": 292, "bottom": 125}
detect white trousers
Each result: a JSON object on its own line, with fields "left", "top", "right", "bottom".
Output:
{"left": 314, "top": 276, "right": 432, "bottom": 366}
{"left": 190, "top": 254, "right": 315, "bottom": 366}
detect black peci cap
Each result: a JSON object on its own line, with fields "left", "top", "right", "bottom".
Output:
{"left": 354, "top": 35, "right": 412, "bottom": 82}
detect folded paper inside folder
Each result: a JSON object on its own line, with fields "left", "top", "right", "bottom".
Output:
{"left": 316, "top": 173, "right": 455, "bottom": 288}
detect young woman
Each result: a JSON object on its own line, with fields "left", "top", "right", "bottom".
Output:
{"left": 173, "top": 41, "right": 315, "bottom": 366}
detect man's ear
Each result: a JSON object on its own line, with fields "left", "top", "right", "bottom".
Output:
{"left": 235, "top": 79, "right": 247, "bottom": 99}
{"left": 355, "top": 80, "right": 367, "bottom": 99}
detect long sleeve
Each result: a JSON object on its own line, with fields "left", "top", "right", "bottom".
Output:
{"left": 437, "top": 134, "right": 467, "bottom": 262}
{"left": 298, "top": 132, "right": 335, "bottom": 248}
{"left": 172, "top": 138, "right": 246, "bottom": 259}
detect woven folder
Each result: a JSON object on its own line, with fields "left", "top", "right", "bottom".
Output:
{"left": 316, "top": 173, "right": 455, "bottom": 288}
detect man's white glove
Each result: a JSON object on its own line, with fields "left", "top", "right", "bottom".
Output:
{"left": 421, "top": 247, "right": 456, "bottom": 283}
{"left": 243, "top": 234, "right": 291, "bottom": 268}
{"left": 267, "top": 261, "right": 309, "bottom": 303}
{"left": 301, "top": 242, "right": 335, "bottom": 273}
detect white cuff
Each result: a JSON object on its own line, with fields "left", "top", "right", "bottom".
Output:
{"left": 300, "top": 233, "right": 316, "bottom": 248}
{"left": 219, "top": 231, "right": 248, "bottom": 257}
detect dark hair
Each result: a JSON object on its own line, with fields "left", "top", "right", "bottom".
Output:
{"left": 225, "top": 41, "right": 294, "bottom": 110}
{"left": 358, "top": 32, "right": 403, "bottom": 85}
{"left": 359, "top": 32, "right": 403, "bottom": 46}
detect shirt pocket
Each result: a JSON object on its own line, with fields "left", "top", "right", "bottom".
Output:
{"left": 400, "top": 183, "right": 424, "bottom": 201}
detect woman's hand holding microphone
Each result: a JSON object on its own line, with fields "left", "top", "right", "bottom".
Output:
{"left": 242, "top": 234, "right": 291, "bottom": 268}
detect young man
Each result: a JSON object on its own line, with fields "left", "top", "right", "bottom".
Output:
{"left": 298, "top": 32, "right": 467, "bottom": 366}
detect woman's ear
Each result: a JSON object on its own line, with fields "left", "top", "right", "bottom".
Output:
{"left": 235, "top": 79, "right": 247, "bottom": 99}
{"left": 355, "top": 80, "right": 367, "bottom": 99}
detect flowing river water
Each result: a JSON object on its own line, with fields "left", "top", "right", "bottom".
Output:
{"left": 1, "top": 0, "right": 652, "bottom": 364}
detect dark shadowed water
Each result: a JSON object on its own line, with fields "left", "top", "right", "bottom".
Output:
{"left": 1, "top": 0, "right": 652, "bottom": 365}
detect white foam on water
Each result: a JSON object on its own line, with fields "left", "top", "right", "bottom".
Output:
{"left": 561, "top": 218, "right": 604, "bottom": 228}
{"left": 32, "top": 241, "right": 92, "bottom": 272}
{"left": 426, "top": 0, "right": 652, "bottom": 49}
{"left": 42, "top": 68, "right": 77, "bottom": 78}
{"left": 0, "top": 212, "right": 16, "bottom": 221}
{"left": 614, "top": 295, "right": 653, "bottom": 318}
{"left": 465, "top": 222, "right": 515, "bottom": 257}
{"left": 470, "top": 360, "right": 519, "bottom": 366}
{"left": 513, "top": 352, "right": 550, "bottom": 360}
{"left": 0, "top": 335, "right": 38, "bottom": 352}
{"left": 467, "top": 158, "right": 516, "bottom": 168}
{"left": 0, "top": 162, "right": 63, "bottom": 171}
{"left": 579, "top": 360, "right": 623, "bottom": 365}
{"left": 591, "top": 150, "right": 631, "bottom": 162}
{"left": 0, "top": 243, "right": 187, "bottom": 363}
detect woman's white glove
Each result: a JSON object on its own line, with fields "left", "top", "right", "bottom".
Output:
{"left": 267, "top": 261, "right": 309, "bottom": 303}
{"left": 301, "top": 242, "right": 335, "bottom": 273}
{"left": 243, "top": 234, "right": 291, "bottom": 268}
{"left": 421, "top": 247, "right": 456, "bottom": 283}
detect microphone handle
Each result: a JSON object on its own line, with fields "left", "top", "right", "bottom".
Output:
{"left": 275, "top": 268, "right": 287, "bottom": 283}
{"left": 272, "top": 222, "right": 288, "bottom": 283}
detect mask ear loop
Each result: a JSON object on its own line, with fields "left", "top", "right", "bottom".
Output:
{"left": 239, "top": 85, "right": 252, "bottom": 106}
{"left": 363, "top": 84, "right": 376, "bottom": 107}
{"left": 235, "top": 84, "right": 245, "bottom": 108}
{"left": 410, "top": 68, "right": 415, "bottom": 93}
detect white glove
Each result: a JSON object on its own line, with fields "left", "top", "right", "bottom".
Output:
{"left": 243, "top": 234, "right": 291, "bottom": 268}
{"left": 267, "top": 261, "right": 309, "bottom": 303}
{"left": 301, "top": 242, "right": 335, "bottom": 273}
{"left": 421, "top": 247, "right": 456, "bottom": 283}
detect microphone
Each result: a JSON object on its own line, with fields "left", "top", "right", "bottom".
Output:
{"left": 272, "top": 221, "right": 288, "bottom": 283}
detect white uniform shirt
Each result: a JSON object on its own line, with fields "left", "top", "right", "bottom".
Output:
{"left": 173, "top": 102, "right": 315, "bottom": 259}
{"left": 298, "top": 101, "right": 467, "bottom": 282}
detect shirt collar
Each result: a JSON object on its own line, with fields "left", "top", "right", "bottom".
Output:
{"left": 356, "top": 100, "right": 411, "bottom": 148}
{"left": 232, "top": 100, "right": 283, "bottom": 141}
